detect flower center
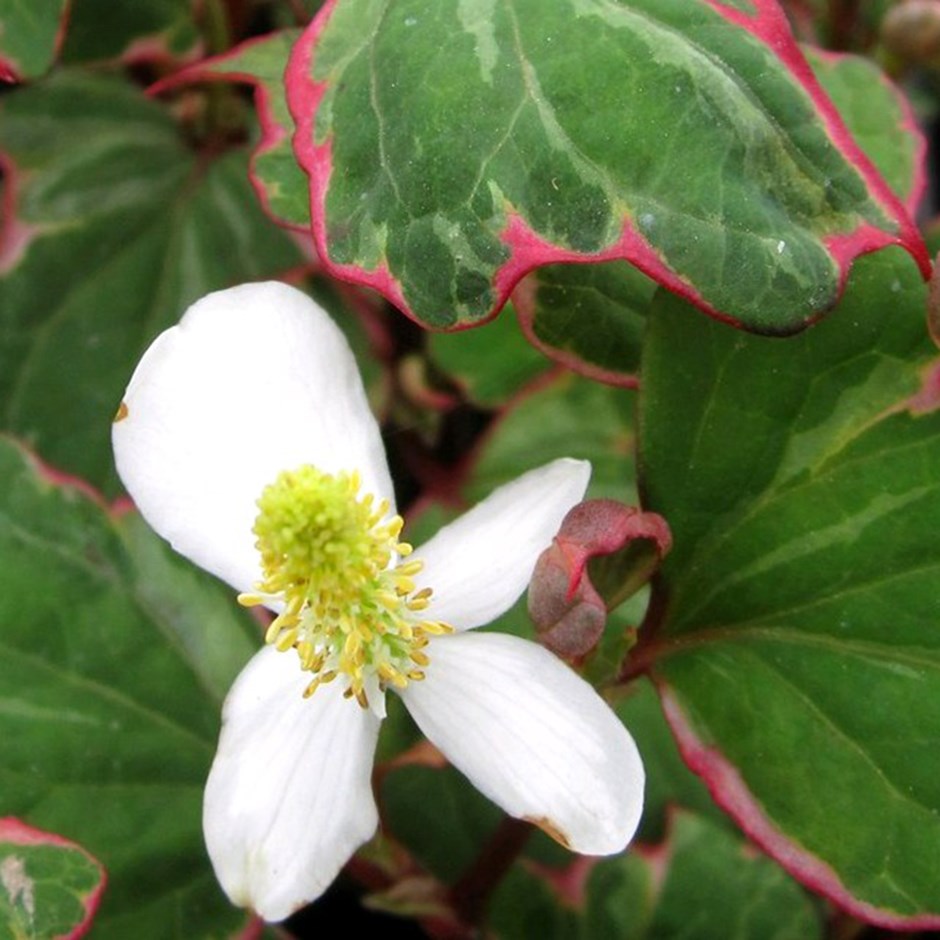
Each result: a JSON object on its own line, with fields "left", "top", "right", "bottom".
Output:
{"left": 238, "top": 465, "right": 452, "bottom": 709}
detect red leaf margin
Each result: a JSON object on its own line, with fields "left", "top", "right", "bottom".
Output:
{"left": 808, "top": 48, "right": 928, "bottom": 220}
{"left": 511, "top": 273, "right": 643, "bottom": 390}
{"left": 285, "top": 0, "right": 930, "bottom": 333}
{"left": 510, "top": 41, "right": 929, "bottom": 384}
{"left": 148, "top": 31, "right": 309, "bottom": 235}
{"left": 654, "top": 683, "right": 940, "bottom": 930}
{"left": 0, "top": 817, "right": 106, "bottom": 940}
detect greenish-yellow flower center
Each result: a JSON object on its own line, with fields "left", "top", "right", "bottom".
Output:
{"left": 238, "top": 465, "right": 452, "bottom": 708}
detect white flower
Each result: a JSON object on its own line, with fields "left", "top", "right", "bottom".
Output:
{"left": 112, "top": 281, "right": 644, "bottom": 922}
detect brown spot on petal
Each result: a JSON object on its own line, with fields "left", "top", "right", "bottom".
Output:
{"left": 113, "top": 401, "right": 129, "bottom": 423}
{"left": 525, "top": 816, "right": 571, "bottom": 849}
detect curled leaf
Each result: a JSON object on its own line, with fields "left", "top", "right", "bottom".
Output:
{"left": 528, "top": 500, "right": 671, "bottom": 659}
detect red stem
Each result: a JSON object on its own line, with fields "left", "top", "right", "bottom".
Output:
{"left": 448, "top": 816, "right": 533, "bottom": 926}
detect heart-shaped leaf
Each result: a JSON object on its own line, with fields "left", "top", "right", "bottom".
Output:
{"left": 287, "top": 0, "right": 927, "bottom": 331}
{"left": 638, "top": 247, "right": 940, "bottom": 927}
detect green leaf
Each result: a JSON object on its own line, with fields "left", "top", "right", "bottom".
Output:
{"left": 582, "top": 812, "right": 822, "bottom": 940}
{"left": 806, "top": 47, "right": 924, "bottom": 212}
{"left": 288, "top": 0, "right": 926, "bottom": 331}
{"left": 639, "top": 247, "right": 940, "bottom": 927}
{"left": 0, "top": 0, "right": 68, "bottom": 80}
{"left": 514, "top": 261, "right": 655, "bottom": 385}
{"left": 0, "top": 437, "right": 260, "bottom": 938}
{"left": 521, "top": 75, "right": 919, "bottom": 379}
{"left": 487, "top": 811, "right": 821, "bottom": 940}
{"left": 380, "top": 763, "right": 503, "bottom": 883}
{"left": 487, "top": 866, "right": 579, "bottom": 939}
{"left": 157, "top": 29, "right": 311, "bottom": 229}
{"left": 61, "top": 0, "right": 199, "bottom": 64}
{"left": 426, "top": 304, "right": 549, "bottom": 407}
{"left": 613, "top": 680, "right": 723, "bottom": 842}
{"left": 0, "top": 818, "right": 105, "bottom": 940}
{"left": 464, "top": 371, "right": 637, "bottom": 505}
{"left": 0, "top": 70, "right": 305, "bottom": 495}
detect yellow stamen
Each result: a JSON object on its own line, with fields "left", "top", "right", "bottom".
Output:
{"left": 245, "top": 465, "right": 453, "bottom": 708}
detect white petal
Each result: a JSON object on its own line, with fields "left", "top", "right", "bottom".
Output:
{"left": 113, "top": 282, "right": 393, "bottom": 593}
{"left": 400, "top": 632, "right": 643, "bottom": 855}
{"left": 203, "top": 646, "right": 381, "bottom": 921}
{"left": 414, "top": 458, "right": 590, "bottom": 631}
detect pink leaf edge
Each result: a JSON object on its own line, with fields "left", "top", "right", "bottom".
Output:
{"left": 0, "top": 817, "right": 107, "bottom": 940}
{"left": 808, "top": 48, "right": 928, "bottom": 218}
{"left": 511, "top": 275, "right": 641, "bottom": 389}
{"left": 149, "top": 31, "right": 309, "bottom": 234}
{"left": 286, "top": 0, "right": 930, "bottom": 332}
{"left": 654, "top": 684, "right": 940, "bottom": 930}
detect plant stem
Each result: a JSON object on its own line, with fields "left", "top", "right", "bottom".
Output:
{"left": 448, "top": 816, "right": 532, "bottom": 926}
{"left": 200, "top": 0, "right": 231, "bottom": 55}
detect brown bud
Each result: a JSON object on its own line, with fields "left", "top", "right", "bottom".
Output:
{"left": 882, "top": 1, "right": 940, "bottom": 64}
{"left": 528, "top": 500, "right": 671, "bottom": 660}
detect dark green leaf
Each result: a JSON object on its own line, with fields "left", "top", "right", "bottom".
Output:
{"left": 0, "top": 71, "right": 305, "bottom": 494}
{"left": 639, "top": 247, "right": 940, "bottom": 926}
{"left": 62, "top": 0, "right": 199, "bottom": 64}
{"left": 514, "top": 261, "right": 654, "bottom": 384}
{"left": 380, "top": 764, "right": 503, "bottom": 883}
{"left": 583, "top": 813, "right": 822, "bottom": 940}
{"left": 288, "top": 0, "right": 926, "bottom": 331}
{"left": 488, "top": 811, "right": 821, "bottom": 939}
{"left": 0, "top": 437, "right": 259, "bottom": 938}
{"left": 464, "top": 371, "right": 637, "bottom": 504}
{"left": 426, "top": 305, "right": 549, "bottom": 407}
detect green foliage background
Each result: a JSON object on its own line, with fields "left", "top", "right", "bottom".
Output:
{"left": 1, "top": 1, "right": 939, "bottom": 937}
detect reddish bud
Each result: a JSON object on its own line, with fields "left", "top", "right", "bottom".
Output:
{"left": 528, "top": 500, "right": 671, "bottom": 659}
